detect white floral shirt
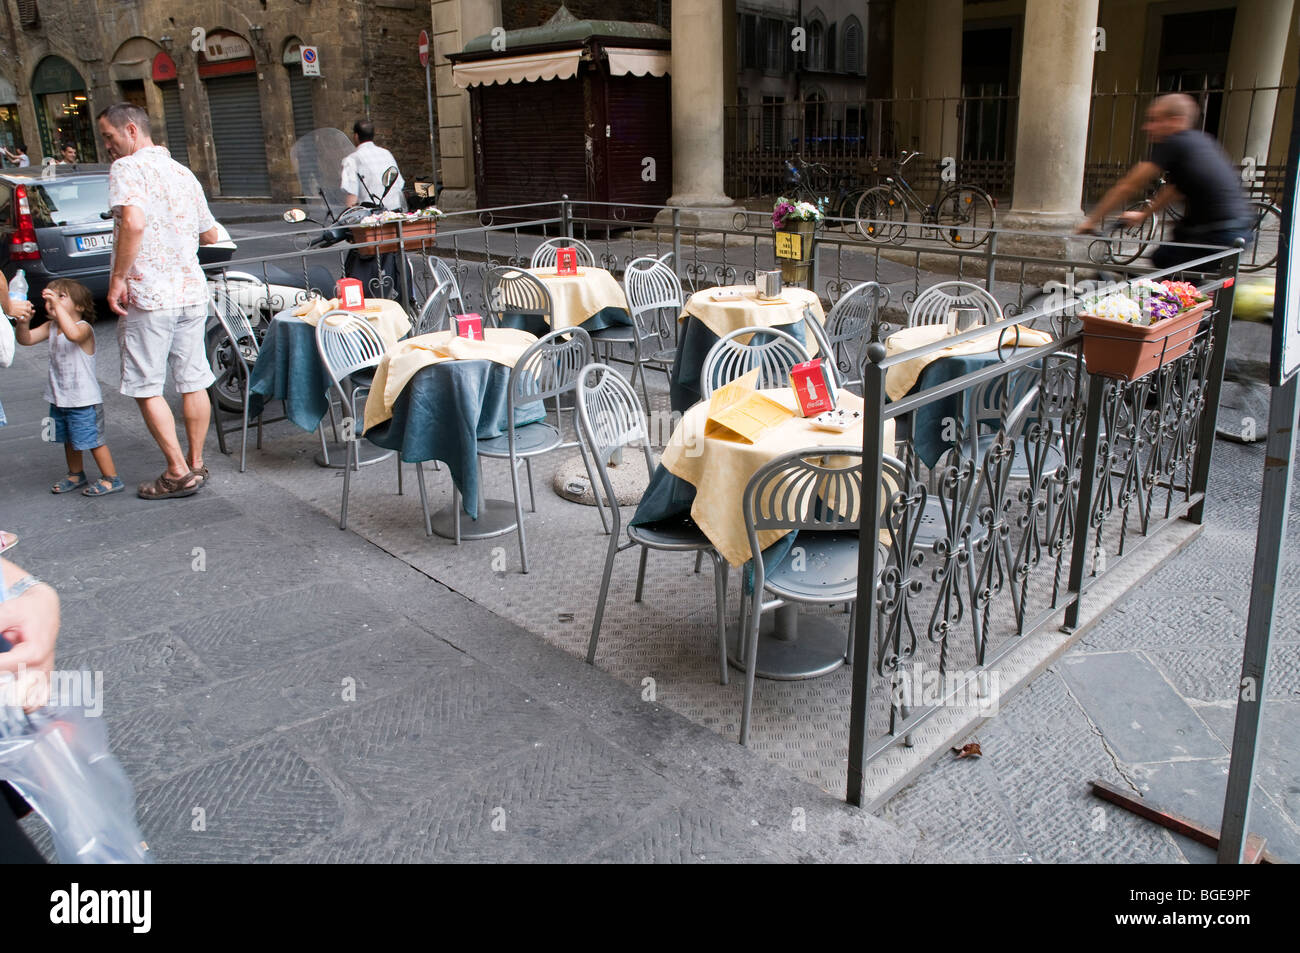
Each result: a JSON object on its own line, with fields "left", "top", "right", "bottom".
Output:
{"left": 108, "top": 146, "right": 216, "bottom": 310}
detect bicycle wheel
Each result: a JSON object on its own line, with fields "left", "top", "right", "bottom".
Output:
{"left": 1104, "top": 201, "right": 1159, "bottom": 266}
{"left": 1240, "top": 200, "right": 1282, "bottom": 273}
{"left": 936, "top": 187, "right": 995, "bottom": 247}
{"left": 855, "top": 186, "right": 906, "bottom": 243}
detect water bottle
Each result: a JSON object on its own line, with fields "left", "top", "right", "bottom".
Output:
{"left": 9, "top": 270, "right": 27, "bottom": 301}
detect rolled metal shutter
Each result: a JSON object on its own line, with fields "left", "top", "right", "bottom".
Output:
{"left": 477, "top": 77, "right": 585, "bottom": 208}
{"left": 205, "top": 74, "right": 270, "bottom": 196}
{"left": 159, "top": 82, "right": 190, "bottom": 167}
{"left": 288, "top": 72, "right": 314, "bottom": 142}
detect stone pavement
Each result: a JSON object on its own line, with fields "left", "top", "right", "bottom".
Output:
{"left": 0, "top": 335, "right": 923, "bottom": 863}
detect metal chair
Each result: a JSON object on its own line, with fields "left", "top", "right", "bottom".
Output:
{"left": 700, "top": 325, "right": 811, "bottom": 398}
{"left": 314, "top": 311, "right": 402, "bottom": 530}
{"left": 577, "top": 363, "right": 730, "bottom": 685}
{"left": 530, "top": 237, "right": 596, "bottom": 269}
{"left": 208, "top": 285, "right": 287, "bottom": 473}
{"left": 484, "top": 265, "right": 550, "bottom": 331}
{"left": 425, "top": 256, "right": 467, "bottom": 315}
{"left": 412, "top": 280, "right": 454, "bottom": 336}
{"left": 805, "top": 282, "right": 891, "bottom": 393}
{"left": 739, "top": 447, "right": 864, "bottom": 745}
{"left": 907, "top": 280, "right": 1004, "bottom": 328}
{"left": 609, "top": 255, "right": 685, "bottom": 404}
{"left": 474, "top": 327, "right": 600, "bottom": 571}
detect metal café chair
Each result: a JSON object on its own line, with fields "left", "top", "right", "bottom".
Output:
{"left": 700, "top": 325, "right": 812, "bottom": 398}
{"left": 907, "top": 280, "right": 1004, "bottom": 328}
{"left": 805, "top": 281, "right": 891, "bottom": 394}
{"left": 738, "top": 447, "right": 865, "bottom": 745}
{"left": 412, "top": 280, "right": 454, "bottom": 336}
{"left": 314, "top": 311, "right": 402, "bottom": 530}
{"left": 425, "top": 256, "right": 467, "bottom": 315}
{"left": 577, "top": 363, "right": 730, "bottom": 686}
{"left": 484, "top": 265, "right": 550, "bottom": 331}
{"left": 594, "top": 255, "right": 683, "bottom": 409}
{"left": 207, "top": 285, "right": 288, "bottom": 473}
{"left": 473, "top": 327, "right": 600, "bottom": 571}
{"left": 530, "top": 236, "right": 596, "bottom": 269}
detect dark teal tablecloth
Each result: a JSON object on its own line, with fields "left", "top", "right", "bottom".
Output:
{"left": 363, "top": 360, "right": 544, "bottom": 520}
{"left": 246, "top": 315, "right": 333, "bottom": 432}
{"left": 669, "top": 314, "right": 813, "bottom": 415}
{"left": 498, "top": 306, "right": 630, "bottom": 338}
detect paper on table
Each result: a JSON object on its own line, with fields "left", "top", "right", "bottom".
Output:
{"left": 884, "top": 324, "right": 1055, "bottom": 401}
{"left": 704, "top": 368, "right": 795, "bottom": 443}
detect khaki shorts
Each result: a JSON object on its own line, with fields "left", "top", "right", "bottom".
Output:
{"left": 118, "top": 303, "right": 215, "bottom": 398}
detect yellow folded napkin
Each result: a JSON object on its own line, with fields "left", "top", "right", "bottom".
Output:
{"left": 885, "top": 324, "right": 1054, "bottom": 401}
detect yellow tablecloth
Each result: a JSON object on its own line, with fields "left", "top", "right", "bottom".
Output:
{"left": 526, "top": 267, "right": 628, "bottom": 330}
{"left": 363, "top": 327, "right": 538, "bottom": 432}
{"left": 884, "top": 323, "right": 1055, "bottom": 401}
{"left": 291, "top": 297, "right": 412, "bottom": 347}
{"left": 660, "top": 388, "right": 894, "bottom": 567}
{"left": 681, "top": 286, "right": 825, "bottom": 357}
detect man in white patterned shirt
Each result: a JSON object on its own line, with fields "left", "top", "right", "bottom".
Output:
{"left": 340, "top": 120, "right": 405, "bottom": 211}
{"left": 98, "top": 102, "right": 219, "bottom": 500}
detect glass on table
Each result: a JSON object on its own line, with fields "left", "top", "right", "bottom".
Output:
{"left": 947, "top": 306, "right": 983, "bottom": 336}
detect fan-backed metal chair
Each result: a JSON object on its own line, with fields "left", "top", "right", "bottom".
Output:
{"left": 208, "top": 285, "right": 289, "bottom": 472}
{"left": 617, "top": 255, "right": 685, "bottom": 399}
{"left": 474, "top": 327, "right": 599, "bottom": 571}
{"left": 530, "top": 237, "right": 596, "bottom": 269}
{"left": 425, "top": 256, "right": 467, "bottom": 315}
{"left": 805, "top": 282, "right": 891, "bottom": 393}
{"left": 577, "top": 363, "right": 730, "bottom": 685}
{"left": 412, "top": 280, "right": 454, "bottom": 336}
{"left": 484, "top": 265, "right": 550, "bottom": 331}
{"left": 314, "top": 311, "right": 402, "bottom": 530}
{"left": 907, "top": 280, "right": 1004, "bottom": 328}
{"left": 739, "top": 447, "right": 864, "bottom": 745}
{"left": 700, "top": 325, "right": 811, "bottom": 398}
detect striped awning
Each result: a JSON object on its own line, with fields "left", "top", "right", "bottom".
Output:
{"left": 605, "top": 47, "right": 670, "bottom": 78}
{"left": 452, "top": 50, "right": 582, "bottom": 89}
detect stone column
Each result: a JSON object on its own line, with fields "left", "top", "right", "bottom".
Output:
{"left": 658, "top": 0, "right": 732, "bottom": 225}
{"left": 1222, "top": 0, "right": 1296, "bottom": 168}
{"left": 432, "top": 0, "right": 502, "bottom": 210}
{"left": 921, "top": 0, "right": 961, "bottom": 164}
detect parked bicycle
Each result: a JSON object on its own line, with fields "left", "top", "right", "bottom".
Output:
{"left": 854, "top": 151, "right": 996, "bottom": 248}
{"left": 773, "top": 156, "right": 871, "bottom": 231}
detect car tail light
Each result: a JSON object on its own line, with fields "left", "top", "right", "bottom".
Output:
{"left": 11, "top": 185, "right": 40, "bottom": 260}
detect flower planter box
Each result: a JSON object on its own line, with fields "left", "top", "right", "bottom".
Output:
{"left": 350, "top": 218, "right": 438, "bottom": 256}
{"left": 1079, "top": 298, "right": 1212, "bottom": 382}
{"left": 774, "top": 220, "right": 816, "bottom": 284}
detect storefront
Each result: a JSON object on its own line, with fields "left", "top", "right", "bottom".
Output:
{"left": 0, "top": 77, "right": 24, "bottom": 160}
{"left": 198, "top": 29, "right": 270, "bottom": 196}
{"left": 30, "top": 55, "right": 96, "bottom": 163}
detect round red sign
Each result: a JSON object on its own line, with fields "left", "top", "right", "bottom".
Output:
{"left": 418, "top": 29, "right": 430, "bottom": 66}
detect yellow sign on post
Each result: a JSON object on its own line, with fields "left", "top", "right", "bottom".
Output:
{"left": 774, "top": 231, "right": 803, "bottom": 261}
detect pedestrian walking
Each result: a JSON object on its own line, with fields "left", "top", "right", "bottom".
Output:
{"left": 97, "top": 102, "right": 220, "bottom": 500}
{"left": 12, "top": 279, "right": 122, "bottom": 497}
{"left": 1077, "top": 93, "right": 1250, "bottom": 270}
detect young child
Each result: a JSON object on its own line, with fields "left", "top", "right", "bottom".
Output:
{"left": 14, "top": 279, "right": 122, "bottom": 496}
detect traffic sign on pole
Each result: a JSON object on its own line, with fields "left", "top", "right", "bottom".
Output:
{"left": 418, "top": 30, "right": 430, "bottom": 67}
{"left": 300, "top": 46, "right": 320, "bottom": 77}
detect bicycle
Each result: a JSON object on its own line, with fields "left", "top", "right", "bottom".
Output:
{"left": 761, "top": 156, "right": 870, "bottom": 232}
{"left": 1087, "top": 193, "right": 1281, "bottom": 273}
{"left": 854, "top": 151, "right": 996, "bottom": 248}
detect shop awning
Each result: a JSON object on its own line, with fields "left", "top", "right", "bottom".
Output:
{"left": 452, "top": 50, "right": 582, "bottom": 89}
{"left": 605, "top": 47, "right": 670, "bottom": 78}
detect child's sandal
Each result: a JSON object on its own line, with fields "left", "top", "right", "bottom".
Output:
{"left": 51, "top": 472, "right": 88, "bottom": 494}
{"left": 82, "top": 476, "right": 125, "bottom": 497}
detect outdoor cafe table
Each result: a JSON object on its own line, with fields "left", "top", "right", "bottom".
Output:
{"left": 669, "top": 286, "right": 826, "bottom": 415}
{"left": 495, "top": 266, "right": 630, "bottom": 335}
{"left": 361, "top": 328, "right": 544, "bottom": 538}
{"left": 884, "top": 322, "right": 1055, "bottom": 468}
{"left": 630, "top": 387, "right": 894, "bottom": 679}
{"left": 246, "top": 298, "right": 412, "bottom": 466}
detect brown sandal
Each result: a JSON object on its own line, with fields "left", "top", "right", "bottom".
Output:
{"left": 137, "top": 471, "right": 202, "bottom": 500}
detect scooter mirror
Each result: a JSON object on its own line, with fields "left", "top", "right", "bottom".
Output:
{"left": 382, "top": 167, "right": 399, "bottom": 190}
{"left": 282, "top": 208, "right": 308, "bottom": 224}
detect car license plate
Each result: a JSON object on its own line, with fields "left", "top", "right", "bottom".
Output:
{"left": 75, "top": 234, "right": 113, "bottom": 252}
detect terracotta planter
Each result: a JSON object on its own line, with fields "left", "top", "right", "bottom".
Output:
{"left": 1080, "top": 299, "right": 1212, "bottom": 382}
{"left": 350, "top": 218, "right": 438, "bottom": 256}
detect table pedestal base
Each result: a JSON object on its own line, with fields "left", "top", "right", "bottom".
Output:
{"left": 314, "top": 441, "right": 395, "bottom": 470}
{"left": 726, "top": 605, "right": 848, "bottom": 680}
{"left": 430, "top": 499, "right": 518, "bottom": 541}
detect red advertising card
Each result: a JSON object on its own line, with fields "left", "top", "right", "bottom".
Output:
{"left": 335, "top": 278, "right": 365, "bottom": 311}
{"left": 789, "top": 359, "right": 838, "bottom": 417}
{"left": 555, "top": 247, "right": 578, "bottom": 276}
{"left": 454, "top": 313, "right": 484, "bottom": 340}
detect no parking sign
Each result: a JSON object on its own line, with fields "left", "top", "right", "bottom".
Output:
{"left": 300, "top": 45, "right": 320, "bottom": 77}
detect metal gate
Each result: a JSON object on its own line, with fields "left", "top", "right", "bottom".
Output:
{"left": 205, "top": 73, "right": 270, "bottom": 196}
{"left": 159, "top": 82, "right": 189, "bottom": 167}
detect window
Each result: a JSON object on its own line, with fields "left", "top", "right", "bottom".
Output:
{"left": 762, "top": 96, "right": 783, "bottom": 152}
{"left": 843, "top": 16, "right": 863, "bottom": 75}
{"left": 808, "top": 20, "right": 825, "bottom": 70}
{"left": 26, "top": 177, "right": 110, "bottom": 227}
{"left": 740, "top": 14, "right": 761, "bottom": 70}
{"left": 764, "top": 18, "right": 784, "bottom": 71}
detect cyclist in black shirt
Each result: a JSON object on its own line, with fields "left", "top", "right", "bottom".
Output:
{"left": 1077, "top": 93, "right": 1250, "bottom": 270}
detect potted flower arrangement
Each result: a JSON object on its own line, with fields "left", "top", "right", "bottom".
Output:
{"left": 1078, "top": 278, "right": 1213, "bottom": 381}
{"left": 351, "top": 206, "right": 443, "bottom": 255}
{"left": 772, "top": 196, "right": 824, "bottom": 284}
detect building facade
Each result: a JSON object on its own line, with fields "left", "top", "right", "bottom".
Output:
{"left": 0, "top": 0, "right": 435, "bottom": 201}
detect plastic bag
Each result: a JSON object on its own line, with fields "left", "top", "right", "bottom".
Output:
{"left": 0, "top": 705, "right": 153, "bottom": 863}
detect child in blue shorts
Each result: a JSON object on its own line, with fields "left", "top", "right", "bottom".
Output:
{"left": 14, "top": 279, "right": 122, "bottom": 496}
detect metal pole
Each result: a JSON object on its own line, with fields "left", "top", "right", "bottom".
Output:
{"left": 425, "top": 59, "right": 439, "bottom": 195}
{"left": 1218, "top": 373, "right": 1299, "bottom": 862}
{"left": 1064, "top": 373, "right": 1108, "bottom": 631}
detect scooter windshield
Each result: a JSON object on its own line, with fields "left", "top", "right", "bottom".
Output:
{"left": 290, "top": 128, "right": 355, "bottom": 213}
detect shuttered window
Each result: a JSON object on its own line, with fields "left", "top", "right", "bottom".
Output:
{"left": 843, "top": 17, "right": 863, "bottom": 75}
{"left": 288, "top": 71, "right": 314, "bottom": 142}
{"left": 205, "top": 73, "right": 270, "bottom": 196}
{"left": 159, "top": 82, "right": 189, "bottom": 167}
